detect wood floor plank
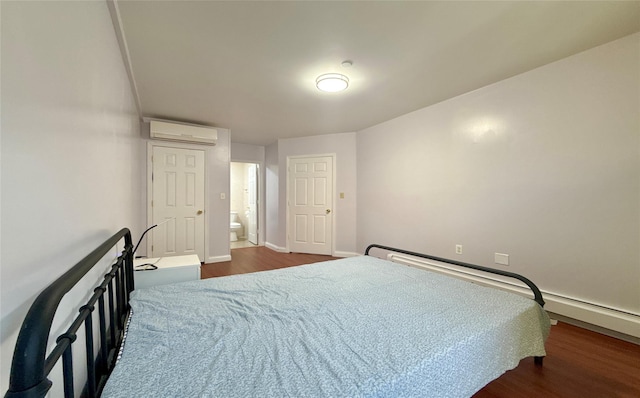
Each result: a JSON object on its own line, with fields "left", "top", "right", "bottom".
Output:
{"left": 201, "top": 247, "right": 640, "bottom": 397}
{"left": 201, "top": 246, "right": 339, "bottom": 278}
{"left": 475, "top": 322, "right": 640, "bottom": 397}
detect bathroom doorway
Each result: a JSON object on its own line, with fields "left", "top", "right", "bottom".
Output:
{"left": 230, "top": 162, "right": 259, "bottom": 249}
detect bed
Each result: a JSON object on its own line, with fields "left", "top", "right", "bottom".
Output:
{"left": 4, "top": 229, "right": 550, "bottom": 398}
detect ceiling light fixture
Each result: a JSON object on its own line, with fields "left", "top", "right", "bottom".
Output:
{"left": 316, "top": 73, "right": 349, "bottom": 92}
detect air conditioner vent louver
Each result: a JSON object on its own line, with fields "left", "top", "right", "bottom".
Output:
{"left": 150, "top": 120, "right": 217, "bottom": 145}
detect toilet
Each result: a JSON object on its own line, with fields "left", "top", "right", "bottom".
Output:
{"left": 230, "top": 211, "right": 243, "bottom": 242}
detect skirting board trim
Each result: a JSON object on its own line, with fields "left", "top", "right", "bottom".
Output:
{"left": 263, "top": 244, "right": 357, "bottom": 258}
{"left": 207, "top": 254, "right": 231, "bottom": 263}
{"left": 265, "top": 242, "right": 288, "bottom": 253}
{"left": 387, "top": 253, "right": 640, "bottom": 339}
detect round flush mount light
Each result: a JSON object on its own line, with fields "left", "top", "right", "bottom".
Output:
{"left": 316, "top": 73, "right": 349, "bottom": 92}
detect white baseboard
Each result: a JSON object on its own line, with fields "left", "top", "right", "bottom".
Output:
{"left": 542, "top": 293, "right": 639, "bottom": 340}
{"left": 265, "top": 242, "right": 288, "bottom": 253}
{"left": 206, "top": 254, "right": 231, "bottom": 263}
{"left": 387, "top": 253, "right": 640, "bottom": 340}
{"left": 263, "top": 243, "right": 356, "bottom": 258}
{"left": 547, "top": 312, "right": 639, "bottom": 344}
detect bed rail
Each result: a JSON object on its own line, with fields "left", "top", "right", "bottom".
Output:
{"left": 5, "top": 228, "right": 135, "bottom": 398}
{"left": 364, "top": 244, "right": 545, "bottom": 307}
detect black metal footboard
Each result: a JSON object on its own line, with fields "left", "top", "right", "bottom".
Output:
{"left": 365, "top": 244, "right": 546, "bottom": 365}
{"left": 364, "top": 244, "right": 545, "bottom": 306}
{"left": 5, "top": 228, "right": 135, "bottom": 398}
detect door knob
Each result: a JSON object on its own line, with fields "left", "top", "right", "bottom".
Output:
{"left": 326, "top": 209, "right": 331, "bottom": 214}
{"left": 197, "top": 210, "right": 203, "bottom": 215}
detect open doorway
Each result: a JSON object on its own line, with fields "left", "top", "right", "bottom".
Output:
{"left": 230, "top": 162, "right": 259, "bottom": 249}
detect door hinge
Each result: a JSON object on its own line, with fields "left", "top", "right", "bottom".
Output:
{"left": 151, "top": 200, "right": 153, "bottom": 207}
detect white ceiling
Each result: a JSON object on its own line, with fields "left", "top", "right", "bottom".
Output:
{"left": 113, "top": 1, "right": 640, "bottom": 146}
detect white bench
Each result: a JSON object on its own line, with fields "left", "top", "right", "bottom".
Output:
{"left": 133, "top": 254, "right": 201, "bottom": 289}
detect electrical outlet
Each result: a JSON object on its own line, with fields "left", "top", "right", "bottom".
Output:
{"left": 455, "top": 244, "right": 463, "bottom": 255}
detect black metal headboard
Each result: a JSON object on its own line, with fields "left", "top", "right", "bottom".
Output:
{"left": 364, "top": 244, "right": 545, "bottom": 307}
{"left": 5, "top": 228, "right": 135, "bottom": 398}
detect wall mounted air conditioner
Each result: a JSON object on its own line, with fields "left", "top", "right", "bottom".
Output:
{"left": 149, "top": 120, "right": 217, "bottom": 145}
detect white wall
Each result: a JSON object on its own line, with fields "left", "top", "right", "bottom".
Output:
{"left": 265, "top": 142, "right": 280, "bottom": 249}
{"left": 231, "top": 142, "right": 265, "bottom": 163}
{"left": 357, "top": 33, "right": 639, "bottom": 335}
{"left": 230, "top": 162, "right": 248, "bottom": 236}
{"left": 1, "top": 0, "right": 144, "bottom": 392}
{"left": 230, "top": 162, "right": 247, "bottom": 220}
{"left": 268, "top": 133, "right": 358, "bottom": 256}
{"left": 204, "top": 128, "right": 232, "bottom": 261}
{"left": 141, "top": 125, "right": 231, "bottom": 262}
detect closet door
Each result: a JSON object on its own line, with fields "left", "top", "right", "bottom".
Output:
{"left": 288, "top": 155, "right": 333, "bottom": 255}
{"left": 151, "top": 146, "right": 205, "bottom": 261}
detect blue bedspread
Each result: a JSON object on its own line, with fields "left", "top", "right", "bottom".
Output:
{"left": 103, "top": 256, "right": 549, "bottom": 397}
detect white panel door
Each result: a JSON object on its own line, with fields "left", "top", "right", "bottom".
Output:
{"left": 247, "top": 163, "right": 258, "bottom": 245}
{"left": 288, "top": 156, "right": 333, "bottom": 255}
{"left": 152, "top": 146, "right": 205, "bottom": 261}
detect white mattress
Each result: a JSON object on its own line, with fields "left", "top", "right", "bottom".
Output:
{"left": 103, "top": 255, "right": 550, "bottom": 397}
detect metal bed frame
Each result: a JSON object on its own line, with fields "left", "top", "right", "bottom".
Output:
{"left": 5, "top": 229, "right": 135, "bottom": 398}
{"left": 4, "top": 235, "right": 545, "bottom": 398}
{"left": 365, "top": 244, "right": 546, "bottom": 366}
{"left": 364, "top": 244, "right": 546, "bottom": 307}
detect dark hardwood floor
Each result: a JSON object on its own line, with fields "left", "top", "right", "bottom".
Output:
{"left": 202, "top": 247, "right": 640, "bottom": 397}
{"left": 201, "top": 246, "right": 340, "bottom": 278}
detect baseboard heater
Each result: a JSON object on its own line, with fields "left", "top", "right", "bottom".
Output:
{"left": 387, "top": 253, "right": 640, "bottom": 340}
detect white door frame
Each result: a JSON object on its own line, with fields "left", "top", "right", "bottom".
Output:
{"left": 146, "top": 141, "right": 209, "bottom": 260}
{"left": 286, "top": 154, "right": 336, "bottom": 255}
{"left": 246, "top": 163, "right": 259, "bottom": 245}
{"left": 229, "top": 158, "right": 265, "bottom": 246}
